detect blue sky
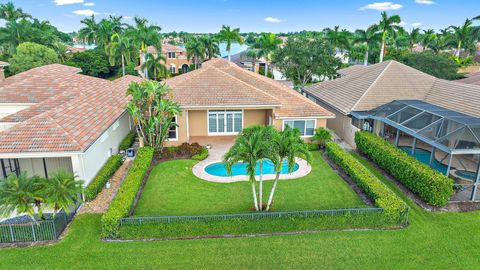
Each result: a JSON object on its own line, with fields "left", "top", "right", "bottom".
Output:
{"left": 3, "top": 0, "right": 480, "bottom": 33}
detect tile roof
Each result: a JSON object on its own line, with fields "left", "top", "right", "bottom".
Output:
{"left": 0, "top": 65, "right": 143, "bottom": 153}
{"left": 165, "top": 58, "right": 334, "bottom": 118}
{"left": 147, "top": 44, "right": 186, "bottom": 54}
{"left": 303, "top": 60, "right": 480, "bottom": 118}
{"left": 457, "top": 72, "right": 480, "bottom": 86}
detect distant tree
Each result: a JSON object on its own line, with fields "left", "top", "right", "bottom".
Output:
{"left": 185, "top": 36, "right": 205, "bottom": 69}
{"left": 217, "top": 25, "right": 243, "bottom": 61}
{"left": 65, "top": 49, "right": 112, "bottom": 78}
{"left": 325, "top": 26, "right": 351, "bottom": 52}
{"left": 272, "top": 37, "right": 340, "bottom": 87}
{"left": 354, "top": 25, "right": 379, "bottom": 66}
{"left": 375, "top": 11, "right": 403, "bottom": 62}
{"left": 106, "top": 33, "right": 135, "bottom": 76}
{"left": 448, "top": 17, "right": 480, "bottom": 57}
{"left": 245, "top": 48, "right": 261, "bottom": 72}
{"left": 422, "top": 29, "right": 437, "bottom": 51}
{"left": 406, "top": 28, "right": 421, "bottom": 52}
{"left": 0, "top": 1, "right": 31, "bottom": 22}
{"left": 78, "top": 15, "right": 98, "bottom": 46}
{"left": 8, "top": 42, "right": 58, "bottom": 74}
{"left": 141, "top": 52, "right": 167, "bottom": 80}
{"left": 399, "top": 52, "right": 461, "bottom": 80}
{"left": 200, "top": 35, "right": 220, "bottom": 60}
{"left": 252, "top": 33, "right": 282, "bottom": 76}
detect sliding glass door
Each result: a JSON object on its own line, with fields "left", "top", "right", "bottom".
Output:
{"left": 208, "top": 110, "right": 243, "bottom": 135}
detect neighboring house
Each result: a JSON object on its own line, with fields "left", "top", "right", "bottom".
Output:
{"left": 227, "top": 52, "right": 286, "bottom": 80}
{"left": 139, "top": 44, "right": 192, "bottom": 76}
{"left": 0, "top": 61, "right": 9, "bottom": 81}
{"left": 458, "top": 72, "right": 480, "bottom": 86}
{"left": 302, "top": 60, "right": 480, "bottom": 201}
{"left": 162, "top": 58, "right": 334, "bottom": 147}
{"left": 0, "top": 64, "right": 142, "bottom": 185}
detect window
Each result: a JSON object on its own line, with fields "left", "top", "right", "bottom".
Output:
{"left": 167, "top": 52, "right": 176, "bottom": 59}
{"left": 283, "top": 119, "right": 315, "bottom": 136}
{"left": 170, "top": 65, "right": 177, "bottom": 74}
{"left": 167, "top": 116, "right": 178, "bottom": 140}
{"left": 208, "top": 110, "right": 243, "bottom": 134}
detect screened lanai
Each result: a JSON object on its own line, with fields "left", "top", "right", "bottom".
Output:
{"left": 351, "top": 100, "right": 480, "bottom": 202}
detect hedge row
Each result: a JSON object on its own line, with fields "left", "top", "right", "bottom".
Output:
{"left": 119, "top": 131, "right": 136, "bottom": 151}
{"left": 326, "top": 141, "right": 407, "bottom": 223}
{"left": 192, "top": 147, "right": 209, "bottom": 161}
{"left": 355, "top": 131, "right": 454, "bottom": 206}
{"left": 101, "top": 146, "right": 154, "bottom": 238}
{"left": 84, "top": 154, "right": 124, "bottom": 201}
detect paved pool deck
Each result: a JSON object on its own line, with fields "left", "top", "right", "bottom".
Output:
{"left": 190, "top": 136, "right": 312, "bottom": 183}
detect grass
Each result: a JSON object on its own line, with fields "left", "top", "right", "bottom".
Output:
{"left": 134, "top": 151, "right": 367, "bottom": 216}
{"left": 2, "top": 152, "right": 480, "bottom": 269}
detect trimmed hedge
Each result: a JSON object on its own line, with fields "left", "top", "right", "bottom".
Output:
{"left": 101, "top": 147, "right": 154, "bottom": 238}
{"left": 192, "top": 147, "right": 209, "bottom": 161}
{"left": 119, "top": 131, "right": 136, "bottom": 151}
{"left": 355, "top": 131, "right": 454, "bottom": 206}
{"left": 84, "top": 154, "right": 124, "bottom": 201}
{"left": 326, "top": 141, "right": 407, "bottom": 222}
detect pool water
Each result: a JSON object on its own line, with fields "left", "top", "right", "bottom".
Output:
{"left": 398, "top": 146, "right": 448, "bottom": 175}
{"left": 205, "top": 159, "right": 299, "bottom": 177}
{"left": 455, "top": 170, "right": 477, "bottom": 181}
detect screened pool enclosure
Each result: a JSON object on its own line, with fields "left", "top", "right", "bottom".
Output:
{"left": 351, "top": 100, "right": 480, "bottom": 201}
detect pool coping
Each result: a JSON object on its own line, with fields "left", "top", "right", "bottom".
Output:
{"left": 192, "top": 157, "right": 311, "bottom": 183}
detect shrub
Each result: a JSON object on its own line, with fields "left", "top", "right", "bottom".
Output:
{"left": 119, "top": 131, "right": 136, "bottom": 151}
{"left": 9, "top": 42, "right": 58, "bottom": 74}
{"left": 101, "top": 147, "right": 154, "bottom": 238}
{"left": 355, "top": 131, "right": 454, "bottom": 206}
{"left": 306, "top": 143, "right": 319, "bottom": 151}
{"left": 312, "top": 128, "right": 332, "bottom": 148}
{"left": 192, "top": 147, "right": 209, "bottom": 161}
{"left": 178, "top": 142, "right": 203, "bottom": 156}
{"left": 84, "top": 155, "right": 123, "bottom": 201}
{"left": 326, "top": 141, "right": 407, "bottom": 222}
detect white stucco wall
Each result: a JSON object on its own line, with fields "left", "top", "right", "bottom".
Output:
{"left": 73, "top": 112, "right": 131, "bottom": 185}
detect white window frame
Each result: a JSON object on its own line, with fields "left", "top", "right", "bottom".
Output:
{"left": 167, "top": 51, "right": 176, "bottom": 59}
{"left": 170, "top": 64, "right": 177, "bottom": 74}
{"left": 282, "top": 119, "right": 317, "bottom": 137}
{"left": 207, "top": 109, "right": 244, "bottom": 136}
{"left": 167, "top": 116, "right": 178, "bottom": 141}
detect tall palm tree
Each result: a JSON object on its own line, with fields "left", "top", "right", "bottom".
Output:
{"left": 106, "top": 33, "right": 134, "bottom": 76}
{"left": 0, "top": 2, "right": 31, "bottom": 22}
{"left": 375, "top": 11, "right": 403, "bottom": 62}
{"left": 185, "top": 36, "right": 205, "bottom": 69}
{"left": 141, "top": 52, "right": 168, "bottom": 80}
{"left": 354, "top": 25, "right": 378, "bottom": 66}
{"left": 223, "top": 126, "right": 273, "bottom": 211}
{"left": 448, "top": 17, "right": 480, "bottom": 57}
{"left": 200, "top": 35, "right": 220, "bottom": 60}
{"left": 407, "top": 27, "right": 421, "bottom": 52}
{"left": 129, "top": 17, "right": 162, "bottom": 54}
{"left": 266, "top": 127, "right": 311, "bottom": 211}
{"left": 43, "top": 170, "right": 83, "bottom": 215}
{"left": 422, "top": 29, "right": 436, "bottom": 51}
{"left": 253, "top": 33, "right": 282, "bottom": 76}
{"left": 217, "top": 25, "right": 243, "bottom": 61}
{"left": 0, "top": 172, "right": 45, "bottom": 220}
{"left": 78, "top": 15, "right": 98, "bottom": 46}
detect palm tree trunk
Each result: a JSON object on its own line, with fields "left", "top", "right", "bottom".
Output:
{"left": 121, "top": 54, "right": 125, "bottom": 77}
{"left": 228, "top": 49, "right": 231, "bottom": 61}
{"left": 259, "top": 160, "right": 263, "bottom": 211}
{"left": 251, "top": 182, "right": 259, "bottom": 211}
{"left": 364, "top": 50, "right": 369, "bottom": 66}
{"left": 264, "top": 62, "right": 268, "bottom": 77}
{"left": 252, "top": 57, "right": 256, "bottom": 72}
{"left": 456, "top": 42, "right": 462, "bottom": 57}
{"left": 379, "top": 32, "right": 386, "bottom": 63}
{"left": 266, "top": 172, "right": 280, "bottom": 211}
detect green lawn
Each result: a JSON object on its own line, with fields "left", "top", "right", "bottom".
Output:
{"left": 134, "top": 151, "right": 367, "bottom": 216}
{"left": 2, "top": 152, "right": 480, "bottom": 269}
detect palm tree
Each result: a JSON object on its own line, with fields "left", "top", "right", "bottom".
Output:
{"left": 200, "top": 35, "right": 220, "bottom": 59}
{"left": 245, "top": 48, "right": 260, "bottom": 72}
{"left": 78, "top": 15, "right": 98, "bottom": 46}
{"left": 0, "top": 172, "right": 45, "bottom": 220}
{"left": 217, "top": 25, "right": 243, "bottom": 61}
{"left": 107, "top": 33, "right": 135, "bottom": 76}
{"left": 223, "top": 126, "right": 273, "bottom": 211}
{"left": 266, "top": 127, "right": 311, "bottom": 211}
{"left": 141, "top": 52, "right": 168, "bottom": 80}
{"left": 448, "top": 17, "right": 480, "bottom": 57}
{"left": 53, "top": 41, "right": 69, "bottom": 63}
{"left": 354, "top": 25, "right": 378, "bottom": 66}
{"left": 0, "top": 2, "right": 31, "bottom": 22}
{"left": 185, "top": 36, "right": 205, "bottom": 69}
{"left": 253, "top": 33, "right": 282, "bottom": 76}
{"left": 325, "top": 26, "right": 351, "bottom": 52}
{"left": 375, "top": 11, "right": 403, "bottom": 62}
{"left": 407, "top": 27, "right": 421, "bottom": 52}
{"left": 43, "top": 170, "right": 83, "bottom": 215}
{"left": 129, "top": 17, "right": 162, "bottom": 54}
{"left": 312, "top": 128, "right": 333, "bottom": 149}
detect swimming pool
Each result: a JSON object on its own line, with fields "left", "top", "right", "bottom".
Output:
{"left": 205, "top": 159, "right": 300, "bottom": 177}
{"left": 455, "top": 170, "right": 477, "bottom": 181}
{"left": 398, "top": 146, "right": 448, "bottom": 175}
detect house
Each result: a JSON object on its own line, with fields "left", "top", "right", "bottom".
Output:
{"left": 227, "top": 51, "right": 286, "bottom": 81}
{"left": 0, "top": 64, "right": 142, "bottom": 185}
{"left": 302, "top": 60, "right": 480, "bottom": 201}
{"left": 162, "top": 58, "right": 334, "bottom": 147}
{"left": 140, "top": 44, "right": 192, "bottom": 76}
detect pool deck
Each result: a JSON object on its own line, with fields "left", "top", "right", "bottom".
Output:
{"left": 190, "top": 136, "right": 312, "bottom": 183}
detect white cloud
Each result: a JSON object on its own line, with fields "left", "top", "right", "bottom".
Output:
{"left": 394, "top": 21, "right": 407, "bottom": 27}
{"left": 53, "top": 0, "right": 84, "bottom": 5}
{"left": 412, "top": 22, "right": 422, "bottom": 27}
{"left": 73, "top": 9, "right": 99, "bottom": 16}
{"left": 264, "top": 16, "right": 285, "bottom": 23}
{"left": 123, "top": 16, "right": 133, "bottom": 20}
{"left": 360, "top": 2, "right": 403, "bottom": 11}
{"left": 415, "top": 0, "right": 435, "bottom": 4}
{"left": 83, "top": 2, "right": 94, "bottom": 6}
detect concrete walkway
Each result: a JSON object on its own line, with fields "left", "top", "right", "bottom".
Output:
{"left": 190, "top": 136, "right": 311, "bottom": 183}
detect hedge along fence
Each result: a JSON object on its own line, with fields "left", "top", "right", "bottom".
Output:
{"left": 355, "top": 131, "right": 454, "bottom": 206}
{"left": 84, "top": 155, "right": 124, "bottom": 201}
{"left": 119, "top": 131, "right": 136, "bottom": 151}
{"left": 326, "top": 141, "right": 408, "bottom": 223}
{"left": 101, "top": 146, "right": 154, "bottom": 238}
